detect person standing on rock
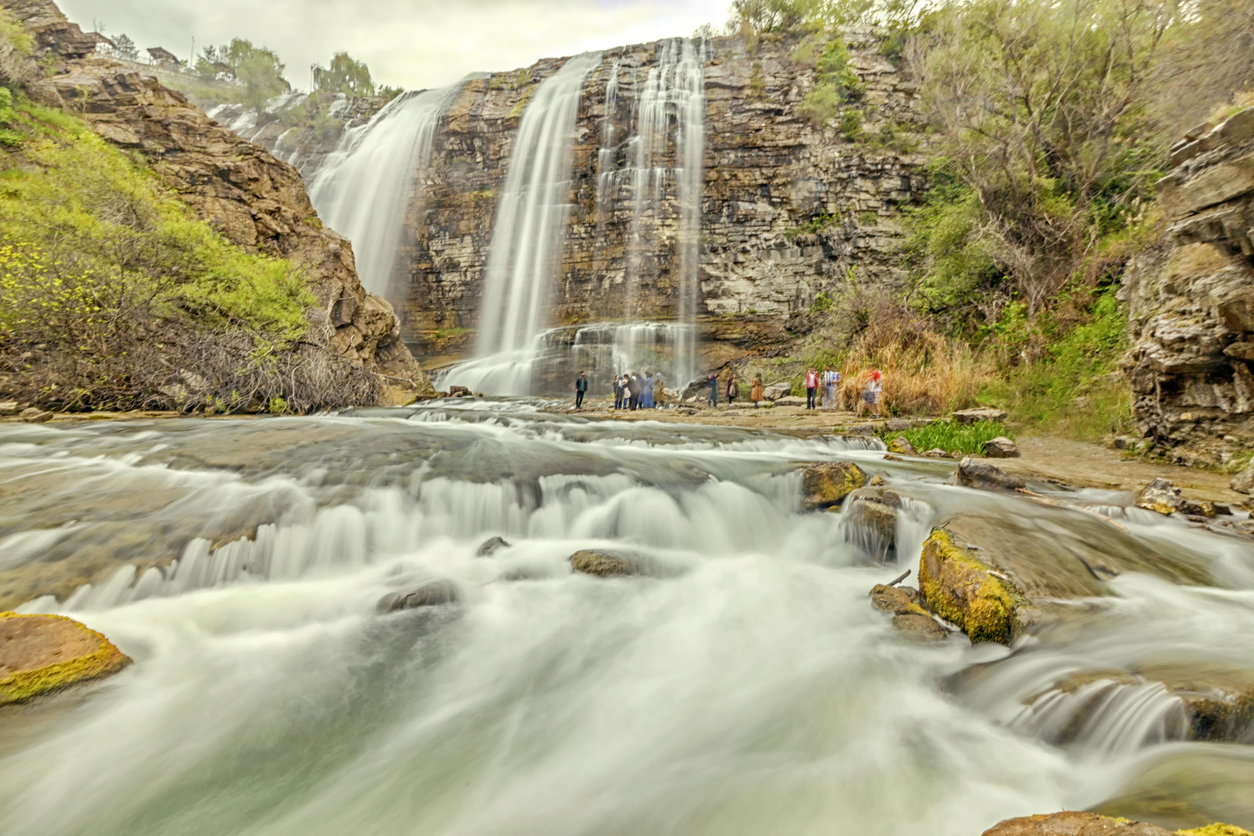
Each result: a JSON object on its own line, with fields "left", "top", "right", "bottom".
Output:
{"left": 805, "top": 368, "right": 819, "bottom": 410}
{"left": 751, "top": 375, "right": 764, "bottom": 408}
{"left": 822, "top": 365, "right": 840, "bottom": 412}
{"left": 575, "top": 371, "right": 588, "bottom": 410}
{"left": 707, "top": 372, "right": 718, "bottom": 408}
{"left": 642, "top": 372, "right": 655, "bottom": 409}
{"left": 653, "top": 373, "right": 665, "bottom": 408}
{"left": 628, "top": 372, "right": 642, "bottom": 411}
{"left": 613, "top": 374, "right": 624, "bottom": 410}
{"left": 726, "top": 373, "right": 737, "bottom": 406}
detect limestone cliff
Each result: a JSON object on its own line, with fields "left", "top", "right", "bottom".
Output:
{"left": 1122, "top": 107, "right": 1254, "bottom": 464}
{"left": 236, "top": 32, "right": 927, "bottom": 370}
{"left": 1, "top": 0, "right": 430, "bottom": 399}
{"left": 406, "top": 30, "right": 926, "bottom": 357}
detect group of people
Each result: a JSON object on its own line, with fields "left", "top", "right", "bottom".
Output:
{"left": 704, "top": 372, "right": 766, "bottom": 408}
{"left": 804, "top": 366, "right": 882, "bottom": 417}
{"left": 608, "top": 371, "right": 663, "bottom": 410}
{"left": 576, "top": 365, "right": 883, "bottom": 415}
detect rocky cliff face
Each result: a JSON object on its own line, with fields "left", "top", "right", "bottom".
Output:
{"left": 1122, "top": 107, "right": 1254, "bottom": 464}
{"left": 404, "top": 30, "right": 926, "bottom": 358}
{"left": 2, "top": 0, "right": 430, "bottom": 399}
{"left": 237, "top": 32, "right": 927, "bottom": 368}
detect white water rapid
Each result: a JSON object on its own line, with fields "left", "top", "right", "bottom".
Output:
{"left": 439, "top": 54, "right": 603, "bottom": 396}
{"left": 306, "top": 87, "right": 460, "bottom": 301}
{"left": 4, "top": 408, "right": 1254, "bottom": 835}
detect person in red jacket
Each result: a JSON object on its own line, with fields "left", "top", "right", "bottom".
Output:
{"left": 805, "top": 368, "right": 819, "bottom": 410}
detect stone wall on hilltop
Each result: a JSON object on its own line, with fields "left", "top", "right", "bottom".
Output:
{"left": 1122, "top": 107, "right": 1254, "bottom": 464}
{"left": 0, "top": 0, "right": 431, "bottom": 399}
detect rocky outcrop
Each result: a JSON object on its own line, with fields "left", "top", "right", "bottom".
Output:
{"left": 2, "top": 0, "right": 430, "bottom": 399}
{"left": 0, "top": 612, "right": 131, "bottom": 705}
{"left": 402, "top": 30, "right": 925, "bottom": 356}
{"left": 919, "top": 510, "right": 1215, "bottom": 644}
{"left": 377, "top": 580, "right": 461, "bottom": 613}
{"left": 1122, "top": 106, "right": 1254, "bottom": 464}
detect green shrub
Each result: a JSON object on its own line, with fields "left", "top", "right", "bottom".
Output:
{"left": 886, "top": 420, "right": 1013, "bottom": 455}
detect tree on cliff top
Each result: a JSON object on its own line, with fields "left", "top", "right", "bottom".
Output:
{"left": 201, "top": 39, "right": 291, "bottom": 111}
{"left": 908, "top": 0, "right": 1176, "bottom": 320}
{"left": 313, "top": 53, "right": 375, "bottom": 98}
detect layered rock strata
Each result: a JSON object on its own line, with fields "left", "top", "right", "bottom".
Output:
{"left": 1122, "top": 107, "right": 1254, "bottom": 463}
{"left": 1, "top": 0, "right": 430, "bottom": 397}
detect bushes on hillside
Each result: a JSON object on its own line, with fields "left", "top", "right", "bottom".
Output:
{"left": 0, "top": 96, "right": 377, "bottom": 413}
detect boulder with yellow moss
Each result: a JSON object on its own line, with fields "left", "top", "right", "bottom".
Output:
{"left": 800, "top": 461, "right": 868, "bottom": 510}
{"left": 919, "top": 510, "right": 1214, "bottom": 645}
{"left": 980, "top": 812, "right": 1251, "bottom": 836}
{"left": 0, "top": 612, "right": 131, "bottom": 706}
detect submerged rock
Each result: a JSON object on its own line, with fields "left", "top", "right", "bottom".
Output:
{"left": 869, "top": 583, "right": 947, "bottom": 641}
{"left": 800, "top": 461, "right": 868, "bottom": 509}
{"left": 0, "top": 612, "right": 131, "bottom": 706}
{"left": 476, "top": 536, "right": 511, "bottom": 557}
{"left": 377, "top": 580, "right": 460, "bottom": 613}
{"left": 983, "top": 436, "right": 1021, "bottom": 458}
{"left": 956, "top": 458, "right": 1027, "bottom": 492}
{"left": 570, "top": 549, "right": 649, "bottom": 578}
{"left": 954, "top": 407, "right": 1008, "bottom": 425}
{"left": 845, "top": 489, "right": 902, "bottom": 560}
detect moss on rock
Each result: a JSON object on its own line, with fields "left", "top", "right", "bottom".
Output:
{"left": 0, "top": 612, "right": 131, "bottom": 705}
{"left": 800, "top": 461, "right": 868, "bottom": 509}
{"left": 919, "top": 529, "right": 1022, "bottom": 644}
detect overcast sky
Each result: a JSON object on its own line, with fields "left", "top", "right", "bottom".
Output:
{"left": 59, "top": 0, "right": 731, "bottom": 91}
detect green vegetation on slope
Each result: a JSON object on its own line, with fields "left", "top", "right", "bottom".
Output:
{"left": 0, "top": 89, "right": 372, "bottom": 413}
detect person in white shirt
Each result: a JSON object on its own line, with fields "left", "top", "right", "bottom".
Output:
{"left": 822, "top": 366, "right": 840, "bottom": 412}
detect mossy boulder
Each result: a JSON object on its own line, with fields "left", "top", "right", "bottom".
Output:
{"left": 920, "top": 509, "right": 1215, "bottom": 644}
{"left": 800, "top": 461, "right": 868, "bottom": 510}
{"left": 980, "top": 811, "right": 1250, "bottom": 835}
{"left": 0, "top": 612, "right": 131, "bottom": 706}
{"left": 920, "top": 529, "right": 1024, "bottom": 644}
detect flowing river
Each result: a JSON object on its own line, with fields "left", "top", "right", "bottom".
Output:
{"left": 2, "top": 404, "right": 1253, "bottom": 836}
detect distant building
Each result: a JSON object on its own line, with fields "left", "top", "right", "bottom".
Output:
{"left": 210, "top": 61, "right": 235, "bottom": 80}
{"left": 146, "top": 47, "right": 181, "bottom": 69}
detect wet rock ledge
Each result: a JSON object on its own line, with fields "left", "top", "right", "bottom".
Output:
{"left": 0, "top": 612, "right": 131, "bottom": 705}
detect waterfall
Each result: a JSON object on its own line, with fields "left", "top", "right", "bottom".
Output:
{"left": 440, "top": 53, "right": 603, "bottom": 396}
{"left": 305, "top": 87, "right": 459, "bottom": 302}
{"left": 595, "top": 60, "right": 621, "bottom": 227}
{"left": 621, "top": 38, "right": 707, "bottom": 389}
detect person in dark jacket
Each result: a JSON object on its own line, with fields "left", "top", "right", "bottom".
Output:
{"left": 627, "top": 372, "right": 642, "bottom": 410}
{"left": 707, "top": 373, "right": 718, "bottom": 408}
{"left": 575, "top": 371, "right": 587, "bottom": 409}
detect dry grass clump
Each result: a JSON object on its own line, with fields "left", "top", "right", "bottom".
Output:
{"left": 836, "top": 301, "right": 994, "bottom": 416}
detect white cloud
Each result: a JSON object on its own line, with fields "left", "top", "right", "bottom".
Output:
{"left": 58, "top": 0, "right": 732, "bottom": 90}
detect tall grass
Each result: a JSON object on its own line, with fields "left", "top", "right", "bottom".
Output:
{"left": 885, "top": 420, "right": 1013, "bottom": 455}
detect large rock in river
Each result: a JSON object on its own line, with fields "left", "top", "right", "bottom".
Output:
{"left": 801, "top": 461, "right": 868, "bottom": 509}
{"left": 570, "top": 550, "right": 650, "bottom": 577}
{"left": 0, "top": 612, "right": 131, "bottom": 705}
{"left": 980, "top": 811, "right": 1248, "bottom": 836}
{"left": 920, "top": 510, "right": 1214, "bottom": 644}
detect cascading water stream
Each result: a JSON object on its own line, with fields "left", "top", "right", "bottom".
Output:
{"left": 3, "top": 412, "right": 1254, "bottom": 835}
{"left": 436, "top": 54, "right": 602, "bottom": 397}
{"left": 618, "top": 38, "right": 706, "bottom": 388}
{"left": 305, "top": 86, "right": 460, "bottom": 302}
